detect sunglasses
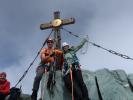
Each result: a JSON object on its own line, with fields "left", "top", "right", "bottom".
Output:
{"left": 47, "top": 41, "right": 53, "bottom": 43}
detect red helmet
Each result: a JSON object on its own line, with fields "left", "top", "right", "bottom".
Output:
{"left": 47, "top": 38, "right": 54, "bottom": 43}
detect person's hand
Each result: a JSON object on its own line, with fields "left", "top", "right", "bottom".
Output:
{"left": 50, "top": 51, "right": 55, "bottom": 57}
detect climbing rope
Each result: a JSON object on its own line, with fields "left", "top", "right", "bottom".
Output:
{"left": 15, "top": 29, "right": 54, "bottom": 87}
{"left": 61, "top": 27, "right": 133, "bottom": 61}
{"left": 80, "top": 35, "right": 89, "bottom": 54}
{"left": 61, "top": 27, "right": 89, "bottom": 54}
{"left": 70, "top": 64, "right": 74, "bottom": 100}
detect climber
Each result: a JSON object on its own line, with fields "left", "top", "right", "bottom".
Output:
{"left": 62, "top": 37, "right": 90, "bottom": 100}
{"left": 0, "top": 72, "right": 10, "bottom": 100}
{"left": 31, "top": 38, "right": 63, "bottom": 100}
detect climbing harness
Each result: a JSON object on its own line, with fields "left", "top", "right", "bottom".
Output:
{"left": 61, "top": 27, "right": 133, "bottom": 61}
{"left": 14, "top": 29, "right": 53, "bottom": 87}
{"left": 39, "top": 50, "right": 57, "bottom": 94}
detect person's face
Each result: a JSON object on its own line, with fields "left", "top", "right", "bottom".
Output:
{"left": 63, "top": 45, "right": 69, "bottom": 52}
{"left": 0, "top": 74, "right": 6, "bottom": 81}
{"left": 47, "top": 41, "right": 54, "bottom": 48}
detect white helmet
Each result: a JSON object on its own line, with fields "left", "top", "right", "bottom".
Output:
{"left": 62, "top": 42, "right": 69, "bottom": 47}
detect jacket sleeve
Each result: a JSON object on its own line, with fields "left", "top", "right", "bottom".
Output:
{"left": 1, "top": 81, "right": 10, "bottom": 94}
{"left": 73, "top": 38, "right": 88, "bottom": 53}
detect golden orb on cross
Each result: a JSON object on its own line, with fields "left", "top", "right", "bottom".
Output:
{"left": 52, "top": 19, "right": 62, "bottom": 27}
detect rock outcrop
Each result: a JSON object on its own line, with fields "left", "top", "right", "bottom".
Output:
{"left": 21, "top": 68, "right": 133, "bottom": 100}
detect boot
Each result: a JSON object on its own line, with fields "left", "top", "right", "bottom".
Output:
{"left": 31, "top": 90, "right": 37, "bottom": 100}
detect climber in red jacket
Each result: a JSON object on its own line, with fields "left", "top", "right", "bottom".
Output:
{"left": 0, "top": 72, "right": 10, "bottom": 100}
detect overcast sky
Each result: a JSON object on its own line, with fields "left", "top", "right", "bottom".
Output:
{"left": 1, "top": 0, "right": 133, "bottom": 95}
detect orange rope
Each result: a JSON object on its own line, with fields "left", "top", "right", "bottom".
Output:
{"left": 70, "top": 65, "right": 74, "bottom": 100}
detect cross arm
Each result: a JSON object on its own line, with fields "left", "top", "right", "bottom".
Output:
{"left": 40, "top": 17, "right": 75, "bottom": 30}
{"left": 62, "top": 17, "right": 75, "bottom": 26}
{"left": 40, "top": 22, "right": 53, "bottom": 30}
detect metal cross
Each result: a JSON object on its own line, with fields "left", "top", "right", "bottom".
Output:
{"left": 40, "top": 11, "right": 75, "bottom": 49}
